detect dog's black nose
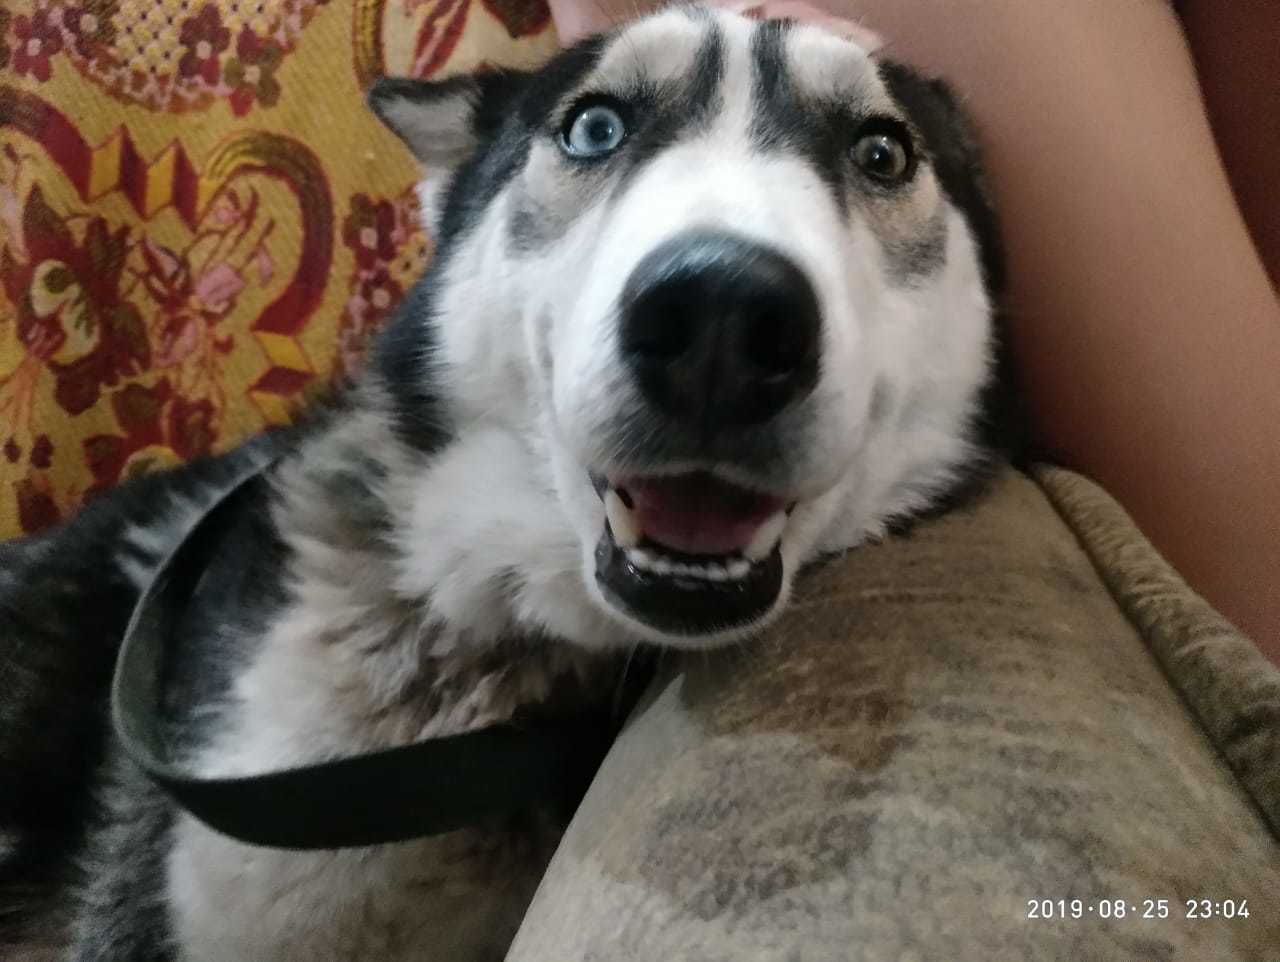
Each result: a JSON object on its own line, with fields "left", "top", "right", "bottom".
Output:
{"left": 620, "top": 230, "right": 821, "bottom": 432}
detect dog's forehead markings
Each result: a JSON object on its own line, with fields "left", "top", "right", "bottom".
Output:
{"left": 785, "top": 22, "right": 890, "bottom": 107}
{"left": 749, "top": 17, "right": 892, "bottom": 115}
{"left": 704, "top": 12, "right": 756, "bottom": 142}
{"left": 592, "top": 9, "right": 706, "bottom": 89}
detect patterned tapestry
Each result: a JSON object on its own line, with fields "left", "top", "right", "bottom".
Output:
{"left": 0, "top": 0, "right": 559, "bottom": 538}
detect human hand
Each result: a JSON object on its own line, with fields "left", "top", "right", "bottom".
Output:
{"left": 549, "top": 0, "right": 882, "bottom": 51}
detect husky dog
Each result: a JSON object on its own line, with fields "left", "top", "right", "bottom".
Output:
{"left": 0, "top": 6, "right": 1013, "bottom": 960}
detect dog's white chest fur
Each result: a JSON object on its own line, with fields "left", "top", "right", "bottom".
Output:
{"left": 159, "top": 415, "right": 614, "bottom": 962}
{"left": 162, "top": 579, "right": 563, "bottom": 962}
{"left": 168, "top": 817, "right": 549, "bottom": 962}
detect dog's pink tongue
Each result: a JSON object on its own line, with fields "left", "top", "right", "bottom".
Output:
{"left": 623, "top": 473, "right": 784, "bottom": 556}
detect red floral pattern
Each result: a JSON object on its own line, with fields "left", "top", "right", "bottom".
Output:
{"left": 0, "top": 0, "right": 332, "bottom": 114}
{"left": 0, "top": 0, "right": 556, "bottom": 538}
{"left": 225, "top": 27, "right": 283, "bottom": 115}
{"left": 82, "top": 378, "right": 217, "bottom": 498}
{"left": 343, "top": 193, "right": 399, "bottom": 271}
{"left": 0, "top": 186, "right": 149, "bottom": 417}
{"left": 62, "top": 1, "right": 118, "bottom": 59}
{"left": 0, "top": 125, "right": 309, "bottom": 531}
{"left": 177, "top": 3, "right": 231, "bottom": 84}
{"left": 11, "top": 9, "right": 64, "bottom": 82}
{"left": 334, "top": 189, "right": 429, "bottom": 385}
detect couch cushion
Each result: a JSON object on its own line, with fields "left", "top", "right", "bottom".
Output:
{"left": 508, "top": 468, "right": 1280, "bottom": 961}
{"left": 1036, "top": 465, "right": 1280, "bottom": 837}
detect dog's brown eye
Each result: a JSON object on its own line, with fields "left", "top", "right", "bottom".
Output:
{"left": 853, "top": 126, "right": 913, "bottom": 185}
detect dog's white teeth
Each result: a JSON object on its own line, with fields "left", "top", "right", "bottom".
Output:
{"left": 605, "top": 488, "right": 641, "bottom": 548}
{"left": 744, "top": 510, "right": 787, "bottom": 562}
{"left": 626, "top": 547, "right": 655, "bottom": 570}
{"left": 624, "top": 548, "right": 748, "bottom": 583}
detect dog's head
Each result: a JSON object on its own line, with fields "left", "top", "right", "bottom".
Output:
{"left": 368, "top": 6, "right": 1011, "bottom": 648}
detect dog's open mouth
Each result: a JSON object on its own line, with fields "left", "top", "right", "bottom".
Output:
{"left": 591, "top": 470, "right": 792, "bottom": 636}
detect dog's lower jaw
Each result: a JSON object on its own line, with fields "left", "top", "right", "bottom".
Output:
{"left": 163, "top": 395, "right": 623, "bottom": 962}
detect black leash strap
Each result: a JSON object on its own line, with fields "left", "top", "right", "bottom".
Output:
{"left": 111, "top": 464, "right": 615, "bottom": 850}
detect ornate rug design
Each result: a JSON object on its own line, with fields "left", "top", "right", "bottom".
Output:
{"left": 0, "top": 0, "right": 558, "bottom": 536}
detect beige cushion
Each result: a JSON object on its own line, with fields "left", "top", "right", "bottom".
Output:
{"left": 507, "top": 467, "right": 1280, "bottom": 961}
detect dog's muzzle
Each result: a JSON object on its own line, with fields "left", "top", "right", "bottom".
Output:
{"left": 591, "top": 230, "right": 820, "bottom": 637}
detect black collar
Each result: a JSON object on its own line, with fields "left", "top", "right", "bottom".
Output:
{"left": 112, "top": 463, "right": 622, "bottom": 850}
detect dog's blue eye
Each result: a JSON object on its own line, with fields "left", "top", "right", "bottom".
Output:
{"left": 564, "top": 104, "right": 626, "bottom": 157}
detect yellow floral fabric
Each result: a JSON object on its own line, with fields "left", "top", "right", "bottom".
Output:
{"left": 0, "top": 0, "right": 559, "bottom": 538}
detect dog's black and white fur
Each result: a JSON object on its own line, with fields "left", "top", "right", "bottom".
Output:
{"left": 1, "top": 7, "right": 1014, "bottom": 959}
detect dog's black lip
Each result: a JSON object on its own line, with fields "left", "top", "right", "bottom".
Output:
{"left": 593, "top": 526, "right": 783, "bottom": 636}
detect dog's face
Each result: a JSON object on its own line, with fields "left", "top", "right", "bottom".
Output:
{"left": 369, "top": 7, "right": 1008, "bottom": 648}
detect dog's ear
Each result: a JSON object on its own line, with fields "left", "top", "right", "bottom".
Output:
{"left": 368, "top": 72, "right": 527, "bottom": 233}
{"left": 367, "top": 73, "right": 525, "bottom": 168}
